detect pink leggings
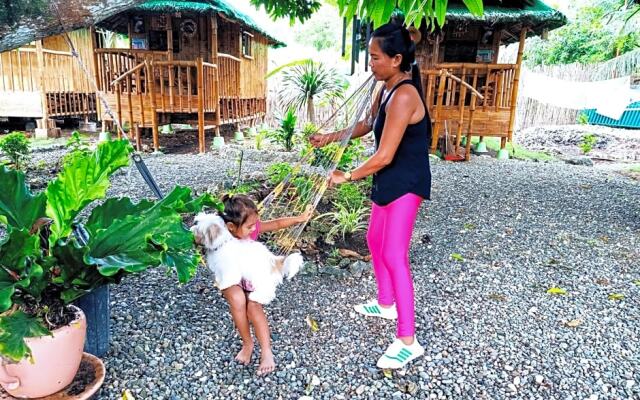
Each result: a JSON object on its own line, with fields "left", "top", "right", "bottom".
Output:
{"left": 367, "top": 193, "right": 422, "bottom": 337}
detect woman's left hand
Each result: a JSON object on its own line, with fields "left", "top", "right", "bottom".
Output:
{"left": 328, "top": 170, "right": 348, "bottom": 187}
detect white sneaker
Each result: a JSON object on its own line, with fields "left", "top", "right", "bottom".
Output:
{"left": 376, "top": 338, "right": 425, "bottom": 369}
{"left": 354, "top": 300, "right": 397, "bottom": 320}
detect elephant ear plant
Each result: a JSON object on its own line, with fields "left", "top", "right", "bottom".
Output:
{"left": 0, "top": 139, "right": 220, "bottom": 363}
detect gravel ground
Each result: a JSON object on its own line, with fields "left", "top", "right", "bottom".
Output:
{"left": 25, "top": 146, "right": 640, "bottom": 399}
{"left": 516, "top": 124, "right": 640, "bottom": 162}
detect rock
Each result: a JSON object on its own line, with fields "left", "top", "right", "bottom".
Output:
{"left": 564, "top": 156, "right": 594, "bottom": 166}
{"left": 535, "top": 375, "right": 544, "bottom": 385}
{"left": 349, "top": 261, "right": 371, "bottom": 278}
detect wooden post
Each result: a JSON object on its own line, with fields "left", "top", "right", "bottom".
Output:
{"left": 211, "top": 15, "right": 221, "bottom": 137}
{"left": 128, "top": 19, "right": 133, "bottom": 49}
{"left": 507, "top": 28, "right": 527, "bottom": 146}
{"left": 167, "top": 15, "right": 174, "bottom": 61}
{"left": 197, "top": 57, "right": 205, "bottom": 153}
{"left": 147, "top": 62, "right": 160, "bottom": 151}
{"left": 466, "top": 93, "right": 477, "bottom": 161}
{"left": 431, "top": 71, "right": 447, "bottom": 153}
{"left": 90, "top": 26, "right": 103, "bottom": 123}
{"left": 116, "top": 82, "right": 122, "bottom": 138}
{"left": 127, "top": 75, "right": 134, "bottom": 130}
{"left": 134, "top": 123, "right": 142, "bottom": 151}
{"left": 34, "top": 40, "right": 52, "bottom": 138}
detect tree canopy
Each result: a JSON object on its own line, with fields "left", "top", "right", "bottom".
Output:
{"left": 524, "top": 0, "right": 639, "bottom": 66}
{"left": 251, "top": 0, "right": 484, "bottom": 27}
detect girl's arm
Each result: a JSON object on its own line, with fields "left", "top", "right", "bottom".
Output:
{"left": 260, "top": 207, "right": 313, "bottom": 233}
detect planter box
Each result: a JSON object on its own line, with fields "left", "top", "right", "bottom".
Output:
{"left": 74, "top": 285, "right": 110, "bottom": 357}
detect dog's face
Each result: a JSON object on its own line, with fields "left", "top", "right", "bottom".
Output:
{"left": 191, "top": 213, "right": 232, "bottom": 250}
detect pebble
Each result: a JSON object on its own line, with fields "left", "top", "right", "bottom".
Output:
{"left": 28, "top": 143, "right": 639, "bottom": 400}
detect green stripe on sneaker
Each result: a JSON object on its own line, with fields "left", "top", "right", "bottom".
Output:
{"left": 399, "top": 349, "right": 412, "bottom": 357}
{"left": 370, "top": 305, "right": 380, "bottom": 314}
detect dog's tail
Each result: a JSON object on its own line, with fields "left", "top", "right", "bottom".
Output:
{"left": 283, "top": 253, "right": 303, "bottom": 280}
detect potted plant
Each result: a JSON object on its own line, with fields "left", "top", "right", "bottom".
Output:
{"left": 0, "top": 139, "right": 218, "bottom": 398}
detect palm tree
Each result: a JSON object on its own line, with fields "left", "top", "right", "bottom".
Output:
{"left": 279, "top": 60, "right": 346, "bottom": 124}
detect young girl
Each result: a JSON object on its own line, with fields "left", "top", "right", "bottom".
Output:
{"left": 218, "top": 194, "right": 312, "bottom": 376}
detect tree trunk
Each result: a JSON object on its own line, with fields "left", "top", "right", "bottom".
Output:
{"left": 0, "top": 0, "right": 145, "bottom": 52}
{"left": 307, "top": 96, "right": 315, "bottom": 125}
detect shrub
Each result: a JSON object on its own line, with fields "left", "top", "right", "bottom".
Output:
{"left": 266, "top": 162, "right": 294, "bottom": 185}
{"left": 0, "top": 132, "right": 30, "bottom": 170}
{"left": 579, "top": 133, "right": 598, "bottom": 154}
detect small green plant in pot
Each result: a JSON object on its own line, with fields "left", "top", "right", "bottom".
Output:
{"left": 0, "top": 139, "right": 219, "bottom": 398}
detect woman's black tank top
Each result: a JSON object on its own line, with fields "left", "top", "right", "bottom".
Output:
{"left": 371, "top": 80, "right": 432, "bottom": 206}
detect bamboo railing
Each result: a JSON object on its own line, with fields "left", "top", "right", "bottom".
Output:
{"left": 430, "top": 70, "right": 484, "bottom": 160}
{"left": 217, "top": 52, "right": 242, "bottom": 124}
{"left": 107, "top": 58, "right": 218, "bottom": 153}
{"left": 0, "top": 46, "right": 95, "bottom": 118}
{"left": 424, "top": 63, "right": 518, "bottom": 154}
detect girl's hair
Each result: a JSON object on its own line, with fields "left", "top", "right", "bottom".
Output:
{"left": 220, "top": 194, "right": 258, "bottom": 226}
{"left": 371, "top": 22, "right": 423, "bottom": 98}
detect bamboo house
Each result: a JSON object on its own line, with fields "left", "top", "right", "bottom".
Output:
{"left": 0, "top": 30, "right": 97, "bottom": 133}
{"left": 0, "top": 0, "right": 284, "bottom": 152}
{"left": 348, "top": 0, "right": 566, "bottom": 158}
{"left": 418, "top": 0, "right": 566, "bottom": 157}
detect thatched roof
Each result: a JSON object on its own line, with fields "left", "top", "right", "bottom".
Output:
{"left": 0, "top": 0, "right": 146, "bottom": 52}
{"left": 100, "top": 0, "right": 285, "bottom": 47}
{"left": 443, "top": 0, "right": 567, "bottom": 42}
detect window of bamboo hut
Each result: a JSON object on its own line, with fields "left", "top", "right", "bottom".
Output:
{"left": 241, "top": 31, "right": 253, "bottom": 58}
{"left": 218, "top": 18, "right": 240, "bottom": 57}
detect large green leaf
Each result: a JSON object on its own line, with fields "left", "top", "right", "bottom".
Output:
{"left": 51, "top": 238, "right": 109, "bottom": 304}
{"left": 0, "top": 228, "right": 42, "bottom": 312}
{"left": 85, "top": 197, "right": 154, "bottom": 237}
{"left": 0, "top": 310, "right": 51, "bottom": 362}
{"left": 0, "top": 166, "right": 46, "bottom": 230}
{"left": 85, "top": 186, "right": 201, "bottom": 283}
{"left": 462, "top": 0, "right": 484, "bottom": 16}
{"left": 435, "top": 0, "right": 448, "bottom": 28}
{"left": 45, "top": 140, "right": 132, "bottom": 246}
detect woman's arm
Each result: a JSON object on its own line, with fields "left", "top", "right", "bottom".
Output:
{"left": 330, "top": 88, "right": 416, "bottom": 184}
{"left": 309, "top": 119, "right": 372, "bottom": 147}
{"left": 310, "top": 85, "right": 384, "bottom": 147}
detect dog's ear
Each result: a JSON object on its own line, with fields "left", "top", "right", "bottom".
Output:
{"left": 191, "top": 228, "right": 204, "bottom": 246}
{"left": 202, "top": 222, "right": 221, "bottom": 248}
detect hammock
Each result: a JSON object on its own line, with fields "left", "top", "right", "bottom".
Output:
{"left": 258, "top": 76, "right": 377, "bottom": 255}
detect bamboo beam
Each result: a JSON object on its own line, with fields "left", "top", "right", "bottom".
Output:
{"left": 148, "top": 61, "right": 159, "bottom": 151}
{"left": 507, "top": 28, "right": 527, "bottom": 146}
{"left": 197, "top": 57, "right": 205, "bottom": 153}
{"left": 35, "top": 41, "right": 49, "bottom": 130}
{"left": 116, "top": 82, "right": 122, "bottom": 139}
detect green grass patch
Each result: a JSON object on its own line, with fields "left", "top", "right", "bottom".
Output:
{"left": 628, "top": 164, "right": 640, "bottom": 173}
{"left": 470, "top": 137, "right": 555, "bottom": 162}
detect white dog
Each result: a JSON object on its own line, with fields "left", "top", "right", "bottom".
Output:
{"left": 191, "top": 213, "right": 302, "bottom": 304}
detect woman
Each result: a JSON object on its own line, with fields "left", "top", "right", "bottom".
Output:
{"left": 310, "top": 22, "right": 431, "bottom": 369}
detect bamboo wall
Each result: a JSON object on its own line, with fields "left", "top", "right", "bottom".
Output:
{"left": 0, "top": 29, "right": 96, "bottom": 118}
{"left": 239, "top": 34, "right": 268, "bottom": 99}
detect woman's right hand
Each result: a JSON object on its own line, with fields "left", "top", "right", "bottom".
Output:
{"left": 309, "top": 133, "right": 332, "bottom": 148}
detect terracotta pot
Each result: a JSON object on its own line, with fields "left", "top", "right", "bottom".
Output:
{"left": 0, "top": 305, "right": 87, "bottom": 398}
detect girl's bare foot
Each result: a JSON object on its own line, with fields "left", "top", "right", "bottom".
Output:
{"left": 256, "top": 352, "right": 276, "bottom": 376}
{"left": 235, "top": 342, "right": 254, "bottom": 365}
